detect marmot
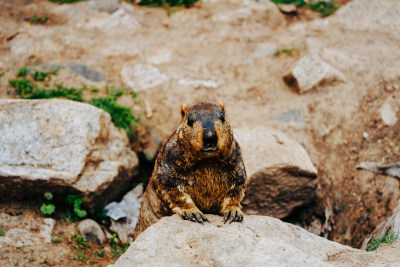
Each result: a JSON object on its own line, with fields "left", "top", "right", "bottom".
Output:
{"left": 133, "top": 101, "right": 247, "bottom": 238}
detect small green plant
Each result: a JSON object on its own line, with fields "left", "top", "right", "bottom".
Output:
{"left": 72, "top": 251, "right": 85, "bottom": 260}
{"left": 17, "top": 66, "right": 29, "bottom": 77}
{"left": 90, "top": 96, "right": 139, "bottom": 138}
{"left": 40, "top": 192, "right": 56, "bottom": 216}
{"left": 308, "top": 1, "right": 337, "bottom": 17}
{"left": 51, "top": 233, "right": 63, "bottom": 243}
{"left": 30, "top": 15, "right": 49, "bottom": 24}
{"left": 41, "top": 258, "right": 50, "bottom": 265}
{"left": 274, "top": 47, "right": 298, "bottom": 57}
{"left": 366, "top": 230, "right": 399, "bottom": 251}
{"left": 72, "top": 233, "right": 90, "bottom": 251}
{"left": 0, "top": 72, "right": 4, "bottom": 77}
{"left": 0, "top": 227, "right": 5, "bottom": 236}
{"left": 110, "top": 233, "right": 130, "bottom": 257}
{"left": 32, "top": 69, "right": 58, "bottom": 81}
{"left": 67, "top": 195, "right": 87, "bottom": 218}
{"left": 93, "top": 250, "right": 105, "bottom": 258}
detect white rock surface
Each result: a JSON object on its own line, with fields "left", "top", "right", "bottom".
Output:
{"left": 120, "top": 64, "right": 167, "bottom": 91}
{"left": 112, "top": 215, "right": 357, "bottom": 267}
{"left": 284, "top": 54, "right": 346, "bottom": 94}
{"left": 379, "top": 98, "right": 398, "bottom": 126}
{"left": 104, "top": 184, "right": 143, "bottom": 242}
{"left": 235, "top": 127, "right": 318, "bottom": 218}
{"left": 0, "top": 99, "right": 139, "bottom": 207}
{"left": 178, "top": 78, "right": 219, "bottom": 89}
{"left": 332, "top": 0, "right": 400, "bottom": 40}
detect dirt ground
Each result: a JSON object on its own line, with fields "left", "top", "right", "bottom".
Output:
{"left": 1, "top": 0, "right": 400, "bottom": 266}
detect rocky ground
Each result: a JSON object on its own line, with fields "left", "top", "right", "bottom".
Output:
{"left": 1, "top": 0, "right": 400, "bottom": 266}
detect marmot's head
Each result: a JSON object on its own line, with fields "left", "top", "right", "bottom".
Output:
{"left": 178, "top": 101, "right": 233, "bottom": 158}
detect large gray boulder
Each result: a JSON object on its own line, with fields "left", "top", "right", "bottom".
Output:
{"left": 112, "top": 214, "right": 384, "bottom": 267}
{"left": 234, "top": 127, "right": 318, "bottom": 219}
{"left": 0, "top": 99, "right": 139, "bottom": 208}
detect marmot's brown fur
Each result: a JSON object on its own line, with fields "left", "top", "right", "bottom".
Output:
{"left": 133, "top": 101, "right": 247, "bottom": 238}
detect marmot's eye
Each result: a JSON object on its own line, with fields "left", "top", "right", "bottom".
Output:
{"left": 219, "top": 114, "right": 225, "bottom": 123}
{"left": 187, "top": 117, "right": 195, "bottom": 127}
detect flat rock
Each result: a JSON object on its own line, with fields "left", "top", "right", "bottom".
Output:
{"left": 271, "top": 109, "right": 304, "bottom": 122}
{"left": 112, "top": 214, "right": 358, "bottom": 267}
{"left": 69, "top": 62, "right": 105, "bottom": 82}
{"left": 234, "top": 127, "right": 317, "bottom": 219}
{"left": 120, "top": 64, "right": 167, "bottom": 91}
{"left": 379, "top": 97, "right": 398, "bottom": 126}
{"left": 283, "top": 54, "right": 346, "bottom": 94}
{"left": 332, "top": 0, "right": 400, "bottom": 40}
{"left": 0, "top": 99, "right": 139, "bottom": 208}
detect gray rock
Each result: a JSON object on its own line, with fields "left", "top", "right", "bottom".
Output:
{"left": 82, "top": 8, "right": 139, "bottom": 32}
{"left": 143, "top": 130, "right": 162, "bottom": 161}
{"left": 104, "top": 184, "right": 143, "bottom": 242}
{"left": 379, "top": 98, "right": 398, "bottom": 126}
{"left": 283, "top": 54, "right": 346, "bottom": 94}
{"left": 271, "top": 109, "right": 304, "bottom": 122}
{"left": 332, "top": 0, "right": 400, "bottom": 40}
{"left": 0, "top": 99, "right": 139, "bottom": 207}
{"left": 69, "top": 62, "right": 105, "bottom": 82}
{"left": 234, "top": 127, "right": 318, "bottom": 219}
{"left": 112, "top": 214, "right": 357, "bottom": 267}
{"left": 78, "top": 219, "right": 106, "bottom": 245}
{"left": 86, "top": 0, "right": 121, "bottom": 14}
{"left": 178, "top": 78, "right": 219, "bottom": 89}
{"left": 120, "top": 64, "right": 167, "bottom": 91}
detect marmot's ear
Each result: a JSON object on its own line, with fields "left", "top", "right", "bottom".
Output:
{"left": 218, "top": 100, "right": 225, "bottom": 111}
{"left": 181, "top": 104, "right": 188, "bottom": 118}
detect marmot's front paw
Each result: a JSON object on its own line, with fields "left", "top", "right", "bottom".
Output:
{"left": 222, "top": 207, "right": 244, "bottom": 224}
{"left": 180, "top": 208, "right": 209, "bottom": 224}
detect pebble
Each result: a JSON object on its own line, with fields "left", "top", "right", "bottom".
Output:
{"left": 271, "top": 109, "right": 304, "bottom": 122}
{"left": 69, "top": 62, "right": 105, "bottom": 82}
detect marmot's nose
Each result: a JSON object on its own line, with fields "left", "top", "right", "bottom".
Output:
{"left": 203, "top": 128, "right": 217, "bottom": 148}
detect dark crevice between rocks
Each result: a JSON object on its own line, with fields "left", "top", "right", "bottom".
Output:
{"left": 282, "top": 199, "right": 326, "bottom": 237}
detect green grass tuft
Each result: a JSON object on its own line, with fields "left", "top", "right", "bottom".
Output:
{"left": 366, "top": 230, "right": 399, "bottom": 251}
{"left": 90, "top": 96, "right": 139, "bottom": 138}
{"left": 30, "top": 15, "right": 49, "bottom": 24}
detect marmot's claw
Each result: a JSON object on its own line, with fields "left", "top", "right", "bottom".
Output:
{"left": 223, "top": 208, "right": 244, "bottom": 224}
{"left": 181, "top": 209, "right": 208, "bottom": 224}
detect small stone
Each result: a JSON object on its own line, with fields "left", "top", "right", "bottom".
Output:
{"left": 271, "top": 109, "right": 304, "bottom": 122}
{"left": 178, "top": 79, "right": 219, "bottom": 89}
{"left": 86, "top": 0, "right": 121, "bottom": 14}
{"left": 283, "top": 54, "right": 346, "bottom": 94}
{"left": 78, "top": 219, "right": 106, "bottom": 245}
{"left": 143, "top": 130, "right": 162, "bottom": 161}
{"left": 121, "top": 64, "right": 167, "bottom": 91}
{"left": 362, "top": 132, "right": 369, "bottom": 139}
{"left": 69, "top": 62, "right": 104, "bottom": 82}
{"left": 379, "top": 100, "right": 398, "bottom": 126}
{"left": 278, "top": 4, "right": 297, "bottom": 14}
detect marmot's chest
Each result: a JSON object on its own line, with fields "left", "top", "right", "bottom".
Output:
{"left": 180, "top": 162, "right": 232, "bottom": 213}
